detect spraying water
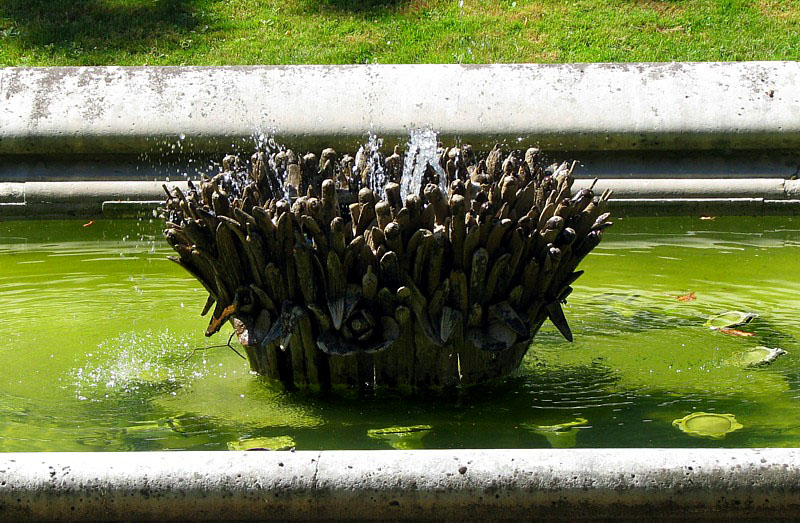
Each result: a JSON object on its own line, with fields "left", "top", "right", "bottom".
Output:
{"left": 400, "top": 128, "right": 447, "bottom": 201}
{"left": 355, "top": 134, "right": 387, "bottom": 199}
{"left": 173, "top": 129, "right": 453, "bottom": 206}
{"left": 252, "top": 131, "right": 290, "bottom": 201}
{"left": 367, "top": 134, "right": 387, "bottom": 199}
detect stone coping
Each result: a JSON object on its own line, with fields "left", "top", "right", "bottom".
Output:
{"left": 1, "top": 63, "right": 799, "bottom": 155}
{"left": 2, "top": 63, "right": 799, "bottom": 217}
{"left": 2, "top": 178, "right": 800, "bottom": 219}
{"left": 1, "top": 449, "right": 799, "bottom": 520}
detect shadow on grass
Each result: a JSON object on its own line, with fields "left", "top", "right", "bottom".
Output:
{"left": 0, "top": 0, "right": 217, "bottom": 54}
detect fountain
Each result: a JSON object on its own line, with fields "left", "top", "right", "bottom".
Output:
{"left": 162, "top": 141, "right": 611, "bottom": 391}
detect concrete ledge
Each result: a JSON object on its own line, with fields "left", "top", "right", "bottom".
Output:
{"left": 2, "top": 179, "right": 799, "bottom": 219}
{"left": 2, "top": 63, "right": 798, "bottom": 217}
{"left": 611, "top": 198, "right": 800, "bottom": 216}
{"left": 1, "top": 449, "right": 799, "bottom": 520}
{"left": 574, "top": 178, "right": 800, "bottom": 200}
{"left": 2, "top": 63, "right": 799, "bottom": 154}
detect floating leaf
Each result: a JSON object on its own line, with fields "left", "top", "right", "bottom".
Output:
{"left": 728, "top": 347, "right": 786, "bottom": 368}
{"left": 593, "top": 292, "right": 642, "bottom": 319}
{"left": 367, "top": 425, "right": 432, "bottom": 450}
{"left": 522, "top": 417, "right": 588, "bottom": 448}
{"left": 227, "top": 435, "right": 296, "bottom": 451}
{"left": 705, "top": 311, "right": 758, "bottom": 329}
{"left": 672, "top": 412, "right": 742, "bottom": 439}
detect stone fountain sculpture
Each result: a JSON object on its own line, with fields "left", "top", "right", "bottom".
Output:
{"left": 162, "top": 143, "right": 611, "bottom": 391}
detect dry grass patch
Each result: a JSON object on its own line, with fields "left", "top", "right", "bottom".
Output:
{"left": 655, "top": 25, "right": 687, "bottom": 33}
{"left": 631, "top": 0, "right": 686, "bottom": 14}
{"left": 512, "top": 3, "right": 567, "bottom": 22}
{"left": 757, "top": 0, "right": 800, "bottom": 20}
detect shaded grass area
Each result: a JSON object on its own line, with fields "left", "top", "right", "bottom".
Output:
{"left": 0, "top": 0, "right": 798, "bottom": 65}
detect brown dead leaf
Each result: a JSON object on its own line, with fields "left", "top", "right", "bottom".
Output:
{"left": 675, "top": 292, "right": 696, "bottom": 302}
{"left": 717, "top": 328, "right": 755, "bottom": 337}
{"left": 206, "top": 303, "right": 237, "bottom": 336}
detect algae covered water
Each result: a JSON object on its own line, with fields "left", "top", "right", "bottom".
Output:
{"left": 0, "top": 217, "right": 799, "bottom": 451}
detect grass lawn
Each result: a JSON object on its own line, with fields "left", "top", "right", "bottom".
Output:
{"left": 0, "top": 0, "right": 798, "bottom": 66}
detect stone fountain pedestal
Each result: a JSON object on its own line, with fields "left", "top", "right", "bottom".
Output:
{"left": 234, "top": 308, "right": 546, "bottom": 391}
{"left": 163, "top": 144, "right": 609, "bottom": 392}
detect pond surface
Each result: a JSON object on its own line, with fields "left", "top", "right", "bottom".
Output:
{"left": 0, "top": 217, "right": 798, "bottom": 451}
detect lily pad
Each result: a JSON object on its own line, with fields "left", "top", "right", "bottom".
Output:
{"left": 728, "top": 346, "right": 787, "bottom": 368}
{"left": 672, "top": 412, "right": 743, "bottom": 439}
{"left": 705, "top": 311, "right": 758, "bottom": 330}
{"left": 367, "top": 425, "right": 432, "bottom": 450}
{"left": 522, "top": 417, "right": 588, "bottom": 448}
{"left": 227, "top": 435, "right": 296, "bottom": 451}
{"left": 125, "top": 421, "right": 167, "bottom": 434}
{"left": 593, "top": 292, "right": 642, "bottom": 319}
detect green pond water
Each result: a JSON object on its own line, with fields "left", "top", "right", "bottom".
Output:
{"left": 1, "top": 217, "right": 799, "bottom": 451}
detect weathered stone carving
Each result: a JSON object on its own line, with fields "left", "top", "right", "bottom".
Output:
{"left": 162, "top": 144, "right": 611, "bottom": 391}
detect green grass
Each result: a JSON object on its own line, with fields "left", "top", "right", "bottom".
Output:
{"left": 1, "top": 0, "right": 798, "bottom": 65}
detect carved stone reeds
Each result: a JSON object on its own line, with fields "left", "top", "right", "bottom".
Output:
{"left": 162, "top": 144, "right": 611, "bottom": 392}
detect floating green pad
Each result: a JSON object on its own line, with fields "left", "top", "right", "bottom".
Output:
{"left": 672, "top": 412, "right": 743, "bottom": 439}
{"left": 367, "top": 425, "right": 432, "bottom": 450}
{"left": 704, "top": 311, "right": 758, "bottom": 329}
{"left": 522, "top": 417, "right": 589, "bottom": 448}
{"left": 728, "top": 346, "right": 787, "bottom": 368}
{"left": 227, "top": 435, "right": 296, "bottom": 451}
{"left": 593, "top": 292, "right": 642, "bottom": 319}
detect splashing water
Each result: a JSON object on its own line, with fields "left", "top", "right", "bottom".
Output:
{"left": 71, "top": 330, "right": 207, "bottom": 401}
{"left": 400, "top": 128, "right": 446, "bottom": 201}
{"left": 252, "top": 130, "right": 290, "bottom": 201}
{"left": 365, "top": 134, "right": 386, "bottom": 199}
{"left": 168, "top": 128, "right": 456, "bottom": 206}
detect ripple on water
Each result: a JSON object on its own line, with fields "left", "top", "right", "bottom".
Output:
{"left": 520, "top": 362, "right": 632, "bottom": 411}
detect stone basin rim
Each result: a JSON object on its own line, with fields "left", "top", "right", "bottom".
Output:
{"left": 2, "top": 62, "right": 799, "bottom": 154}
{"left": 2, "top": 448, "right": 799, "bottom": 519}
